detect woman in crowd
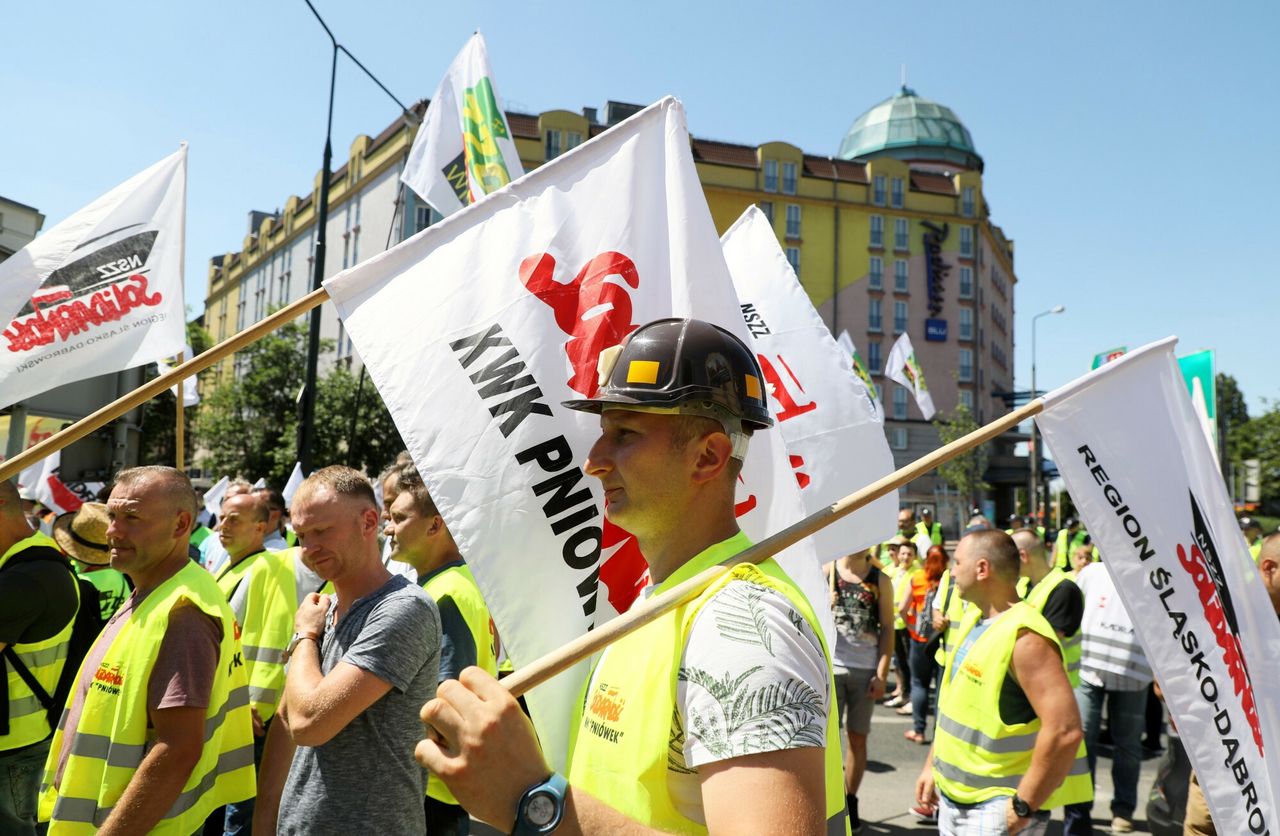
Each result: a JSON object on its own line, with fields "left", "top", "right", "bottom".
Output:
{"left": 899, "top": 544, "right": 947, "bottom": 743}
{"left": 825, "top": 547, "right": 895, "bottom": 834}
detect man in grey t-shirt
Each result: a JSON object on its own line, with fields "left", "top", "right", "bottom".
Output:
{"left": 253, "top": 466, "right": 440, "bottom": 836}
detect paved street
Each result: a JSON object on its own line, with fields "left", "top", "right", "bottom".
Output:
{"left": 853, "top": 698, "right": 1164, "bottom": 835}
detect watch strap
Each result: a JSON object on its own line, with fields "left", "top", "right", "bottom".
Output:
{"left": 512, "top": 771, "right": 568, "bottom": 835}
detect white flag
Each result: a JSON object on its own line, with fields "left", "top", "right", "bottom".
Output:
{"left": 327, "top": 97, "right": 828, "bottom": 769}
{"left": 721, "top": 207, "right": 896, "bottom": 559}
{"left": 155, "top": 343, "right": 200, "bottom": 406}
{"left": 282, "top": 462, "right": 305, "bottom": 507}
{"left": 16, "top": 450, "right": 86, "bottom": 515}
{"left": 0, "top": 146, "right": 188, "bottom": 409}
{"left": 401, "top": 32, "right": 524, "bottom": 217}
{"left": 837, "top": 329, "right": 884, "bottom": 421}
{"left": 251, "top": 477, "right": 266, "bottom": 490}
{"left": 1037, "top": 338, "right": 1280, "bottom": 836}
{"left": 885, "top": 332, "right": 936, "bottom": 420}
{"left": 203, "top": 475, "right": 230, "bottom": 517}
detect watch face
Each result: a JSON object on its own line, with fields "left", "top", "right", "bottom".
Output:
{"left": 527, "top": 792, "right": 556, "bottom": 827}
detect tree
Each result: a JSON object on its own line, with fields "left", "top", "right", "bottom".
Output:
{"left": 194, "top": 318, "right": 405, "bottom": 486}
{"left": 934, "top": 404, "right": 990, "bottom": 508}
{"left": 314, "top": 364, "right": 404, "bottom": 477}
{"left": 196, "top": 319, "right": 315, "bottom": 485}
{"left": 1234, "top": 402, "right": 1280, "bottom": 515}
{"left": 138, "top": 319, "right": 213, "bottom": 468}
{"left": 1218, "top": 373, "right": 1250, "bottom": 464}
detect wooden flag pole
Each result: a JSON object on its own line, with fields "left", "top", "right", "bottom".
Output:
{"left": 175, "top": 355, "right": 185, "bottom": 472}
{"left": 0, "top": 287, "right": 330, "bottom": 483}
{"left": 498, "top": 398, "right": 1045, "bottom": 699}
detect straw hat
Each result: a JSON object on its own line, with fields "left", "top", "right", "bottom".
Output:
{"left": 53, "top": 503, "right": 112, "bottom": 566}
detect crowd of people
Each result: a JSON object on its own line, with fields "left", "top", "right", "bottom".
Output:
{"left": 2, "top": 316, "right": 1276, "bottom": 835}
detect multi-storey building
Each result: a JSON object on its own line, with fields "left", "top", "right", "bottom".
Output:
{"left": 204, "top": 88, "right": 1025, "bottom": 526}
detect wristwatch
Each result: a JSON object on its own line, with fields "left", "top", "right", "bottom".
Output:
{"left": 284, "top": 631, "right": 320, "bottom": 662}
{"left": 1011, "top": 794, "right": 1034, "bottom": 818}
{"left": 511, "top": 772, "right": 567, "bottom": 835}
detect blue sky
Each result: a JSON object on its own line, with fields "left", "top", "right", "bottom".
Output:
{"left": 5, "top": 1, "right": 1277, "bottom": 413}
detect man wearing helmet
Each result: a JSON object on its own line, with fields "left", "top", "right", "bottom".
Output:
{"left": 417, "top": 318, "right": 847, "bottom": 835}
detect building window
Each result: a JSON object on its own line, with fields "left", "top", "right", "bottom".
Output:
{"left": 254, "top": 273, "right": 267, "bottom": 320}
{"left": 785, "top": 247, "right": 801, "bottom": 277}
{"left": 892, "top": 387, "right": 908, "bottom": 419}
{"left": 782, "top": 161, "right": 798, "bottom": 195}
{"left": 415, "top": 205, "right": 433, "bottom": 233}
{"left": 873, "top": 175, "right": 886, "bottom": 206}
{"left": 894, "top": 217, "right": 909, "bottom": 250}
{"left": 869, "top": 215, "right": 883, "bottom": 248}
{"left": 868, "top": 256, "right": 883, "bottom": 289}
{"left": 785, "top": 204, "right": 801, "bottom": 238}
{"left": 962, "top": 186, "right": 975, "bottom": 218}
{"left": 276, "top": 262, "right": 288, "bottom": 306}
{"left": 763, "top": 159, "right": 778, "bottom": 193}
{"left": 891, "top": 177, "right": 905, "bottom": 208}
{"left": 893, "top": 300, "right": 908, "bottom": 334}
{"left": 959, "top": 266, "right": 973, "bottom": 299}
{"left": 958, "top": 389, "right": 974, "bottom": 411}
{"left": 758, "top": 201, "right": 774, "bottom": 223}
{"left": 959, "top": 307, "right": 973, "bottom": 340}
{"left": 868, "top": 340, "right": 882, "bottom": 373}
{"left": 960, "top": 226, "right": 973, "bottom": 257}
{"left": 889, "top": 426, "right": 909, "bottom": 450}
{"left": 868, "top": 299, "right": 882, "bottom": 332}
{"left": 894, "top": 259, "right": 909, "bottom": 292}
{"left": 958, "top": 348, "right": 974, "bottom": 382}
{"left": 566, "top": 131, "right": 583, "bottom": 150}
{"left": 545, "top": 130, "right": 562, "bottom": 160}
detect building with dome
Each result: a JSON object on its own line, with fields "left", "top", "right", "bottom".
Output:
{"left": 202, "top": 90, "right": 1025, "bottom": 528}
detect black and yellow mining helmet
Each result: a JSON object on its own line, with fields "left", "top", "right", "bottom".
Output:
{"left": 562, "top": 318, "right": 774, "bottom": 431}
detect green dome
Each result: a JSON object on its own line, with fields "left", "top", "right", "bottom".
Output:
{"left": 838, "top": 87, "right": 983, "bottom": 171}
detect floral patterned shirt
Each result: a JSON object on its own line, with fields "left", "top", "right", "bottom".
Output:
{"left": 664, "top": 578, "right": 830, "bottom": 822}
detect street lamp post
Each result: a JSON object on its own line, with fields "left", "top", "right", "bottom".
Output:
{"left": 1029, "top": 304, "right": 1065, "bottom": 526}
{"left": 296, "top": 0, "right": 414, "bottom": 476}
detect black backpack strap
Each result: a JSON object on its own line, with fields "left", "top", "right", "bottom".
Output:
{"left": 1, "top": 544, "right": 91, "bottom": 732}
{"left": 2, "top": 646, "right": 54, "bottom": 711}
{"left": 0, "top": 546, "right": 71, "bottom": 716}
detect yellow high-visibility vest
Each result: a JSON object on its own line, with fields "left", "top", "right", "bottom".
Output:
{"left": 215, "top": 550, "right": 294, "bottom": 721}
{"left": 933, "top": 603, "right": 1092, "bottom": 810}
{"left": 916, "top": 521, "right": 943, "bottom": 546}
{"left": 420, "top": 563, "right": 498, "bottom": 805}
{"left": 1023, "top": 568, "right": 1083, "bottom": 687}
{"left": 39, "top": 560, "right": 255, "bottom": 833}
{"left": 2, "top": 533, "right": 78, "bottom": 752}
{"left": 567, "top": 532, "right": 849, "bottom": 835}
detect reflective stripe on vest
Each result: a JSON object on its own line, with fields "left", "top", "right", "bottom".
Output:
{"left": 932, "top": 602, "right": 1092, "bottom": 809}
{"left": 566, "top": 532, "right": 849, "bottom": 834}
{"left": 215, "top": 551, "right": 293, "bottom": 721}
{"left": 421, "top": 563, "right": 497, "bottom": 805}
{"left": 1023, "top": 568, "right": 1083, "bottom": 687}
{"left": 39, "top": 561, "right": 255, "bottom": 833}
{"left": 2, "top": 532, "right": 78, "bottom": 751}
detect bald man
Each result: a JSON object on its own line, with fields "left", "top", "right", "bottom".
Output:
{"left": 39, "top": 466, "right": 254, "bottom": 834}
